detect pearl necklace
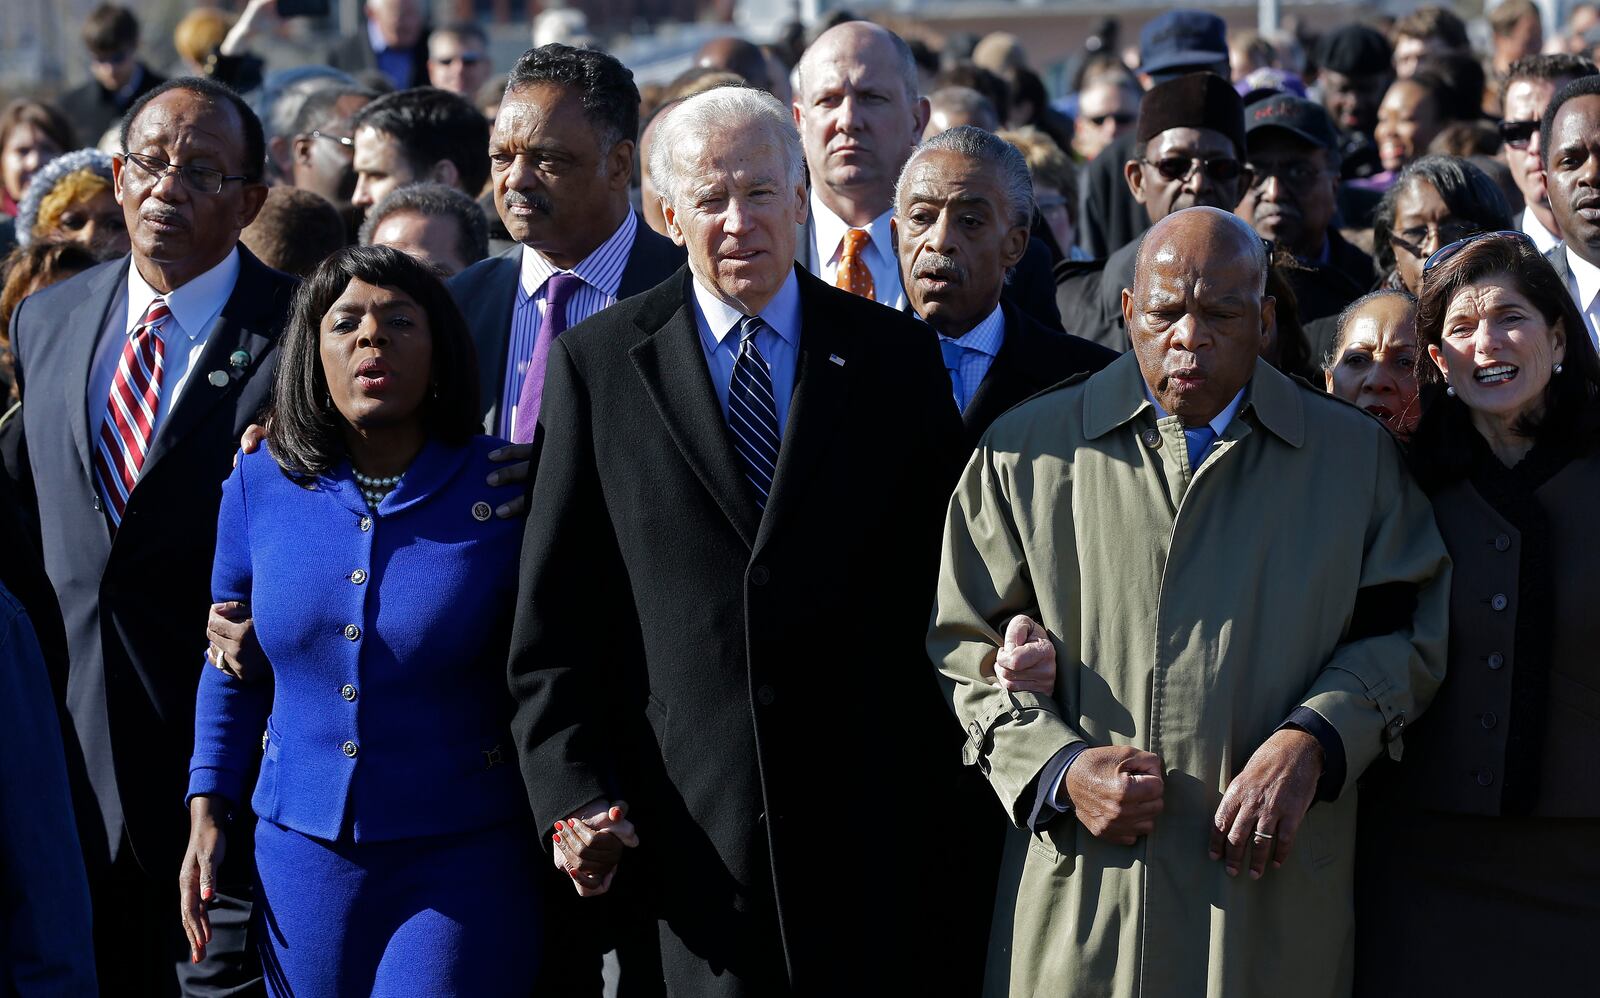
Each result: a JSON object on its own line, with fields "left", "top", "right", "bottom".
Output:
{"left": 353, "top": 468, "right": 404, "bottom": 508}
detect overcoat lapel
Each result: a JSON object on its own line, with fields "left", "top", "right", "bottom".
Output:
{"left": 142, "top": 253, "right": 278, "bottom": 473}
{"left": 63, "top": 261, "right": 128, "bottom": 483}
{"left": 630, "top": 279, "right": 762, "bottom": 548}
{"left": 753, "top": 274, "right": 847, "bottom": 556}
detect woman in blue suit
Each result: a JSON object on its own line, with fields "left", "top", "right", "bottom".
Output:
{"left": 179, "top": 246, "right": 539, "bottom": 996}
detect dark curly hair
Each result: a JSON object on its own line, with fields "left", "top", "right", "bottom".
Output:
{"left": 266, "top": 245, "right": 481, "bottom": 478}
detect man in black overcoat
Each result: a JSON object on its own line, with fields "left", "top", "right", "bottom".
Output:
{"left": 507, "top": 85, "right": 978, "bottom": 996}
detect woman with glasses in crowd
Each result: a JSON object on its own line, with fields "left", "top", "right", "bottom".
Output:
{"left": 1371, "top": 155, "right": 1512, "bottom": 295}
{"left": 177, "top": 246, "right": 567, "bottom": 996}
{"left": 1355, "top": 231, "right": 1600, "bottom": 993}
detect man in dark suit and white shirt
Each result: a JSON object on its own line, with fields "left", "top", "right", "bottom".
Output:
{"left": 506, "top": 84, "right": 981, "bottom": 996}
{"left": 897, "top": 126, "right": 1116, "bottom": 443}
{"left": 448, "top": 44, "right": 684, "bottom": 441}
{"left": 4, "top": 77, "right": 292, "bottom": 996}
{"left": 326, "top": 0, "right": 430, "bottom": 91}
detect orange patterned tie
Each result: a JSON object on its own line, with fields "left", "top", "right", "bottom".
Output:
{"left": 835, "top": 227, "right": 876, "bottom": 301}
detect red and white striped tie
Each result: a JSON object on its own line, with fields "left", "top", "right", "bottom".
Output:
{"left": 94, "top": 297, "right": 169, "bottom": 526}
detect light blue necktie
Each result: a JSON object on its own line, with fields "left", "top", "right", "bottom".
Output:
{"left": 728, "top": 315, "right": 781, "bottom": 507}
{"left": 1184, "top": 425, "right": 1217, "bottom": 470}
{"left": 940, "top": 338, "right": 968, "bottom": 410}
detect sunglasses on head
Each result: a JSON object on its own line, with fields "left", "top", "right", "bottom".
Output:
{"left": 1086, "top": 111, "right": 1135, "bottom": 127}
{"left": 1421, "top": 229, "right": 1539, "bottom": 274}
{"left": 1496, "top": 119, "right": 1540, "bottom": 150}
{"left": 1141, "top": 155, "right": 1243, "bottom": 183}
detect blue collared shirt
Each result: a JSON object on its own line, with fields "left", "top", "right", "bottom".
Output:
{"left": 499, "top": 212, "right": 638, "bottom": 438}
{"left": 937, "top": 304, "right": 1006, "bottom": 412}
{"left": 691, "top": 269, "right": 801, "bottom": 439}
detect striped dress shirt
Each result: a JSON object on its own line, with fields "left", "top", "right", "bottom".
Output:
{"left": 499, "top": 211, "right": 638, "bottom": 439}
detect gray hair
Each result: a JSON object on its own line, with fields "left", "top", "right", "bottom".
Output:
{"left": 1326, "top": 288, "right": 1417, "bottom": 371}
{"left": 16, "top": 148, "right": 114, "bottom": 248}
{"left": 795, "top": 23, "right": 919, "bottom": 105}
{"left": 357, "top": 181, "right": 489, "bottom": 268}
{"left": 894, "top": 126, "right": 1034, "bottom": 229}
{"left": 648, "top": 86, "right": 803, "bottom": 211}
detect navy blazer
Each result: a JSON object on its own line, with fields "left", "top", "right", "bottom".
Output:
{"left": 189, "top": 437, "right": 528, "bottom": 843}
{"left": 447, "top": 214, "right": 686, "bottom": 432}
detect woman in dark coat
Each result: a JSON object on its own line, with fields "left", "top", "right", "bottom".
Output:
{"left": 1356, "top": 231, "right": 1600, "bottom": 993}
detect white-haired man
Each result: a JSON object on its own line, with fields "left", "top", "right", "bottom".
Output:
{"left": 506, "top": 85, "right": 982, "bottom": 996}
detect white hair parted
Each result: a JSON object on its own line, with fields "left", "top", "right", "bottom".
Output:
{"left": 648, "top": 86, "right": 804, "bottom": 211}
{"left": 894, "top": 126, "right": 1034, "bottom": 229}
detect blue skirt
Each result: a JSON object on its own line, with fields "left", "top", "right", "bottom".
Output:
{"left": 253, "top": 818, "right": 541, "bottom": 997}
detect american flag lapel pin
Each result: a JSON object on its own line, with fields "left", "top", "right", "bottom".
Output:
{"left": 828, "top": 353, "right": 846, "bottom": 367}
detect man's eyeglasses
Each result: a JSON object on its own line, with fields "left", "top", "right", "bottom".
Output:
{"left": 308, "top": 130, "right": 355, "bottom": 150}
{"left": 1085, "top": 111, "right": 1135, "bottom": 127}
{"left": 1245, "top": 161, "right": 1327, "bottom": 189}
{"left": 1388, "top": 220, "right": 1484, "bottom": 260}
{"left": 120, "top": 153, "right": 248, "bottom": 195}
{"left": 1422, "top": 229, "right": 1539, "bottom": 274}
{"left": 1496, "top": 119, "right": 1540, "bottom": 151}
{"left": 1140, "top": 155, "right": 1243, "bottom": 183}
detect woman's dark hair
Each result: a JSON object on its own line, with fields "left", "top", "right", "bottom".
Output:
{"left": 1264, "top": 252, "right": 1317, "bottom": 381}
{"left": 1372, "top": 155, "right": 1512, "bottom": 278}
{"left": 1410, "top": 233, "right": 1600, "bottom": 484}
{"left": 267, "top": 245, "right": 481, "bottom": 478}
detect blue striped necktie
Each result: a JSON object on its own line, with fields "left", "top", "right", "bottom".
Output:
{"left": 728, "top": 314, "right": 781, "bottom": 508}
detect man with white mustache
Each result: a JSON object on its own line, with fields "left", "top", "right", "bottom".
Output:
{"left": 894, "top": 126, "right": 1113, "bottom": 442}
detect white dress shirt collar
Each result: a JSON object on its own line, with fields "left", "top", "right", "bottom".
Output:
{"left": 1566, "top": 245, "right": 1600, "bottom": 312}
{"left": 691, "top": 267, "right": 802, "bottom": 350}
{"left": 1142, "top": 382, "right": 1246, "bottom": 436}
{"left": 124, "top": 247, "right": 240, "bottom": 343}
{"left": 1521, "top": 206, "right": 1561, "bottom": 255}
{"left": 519, "top": 210, "right": 637, "bottom": 299}
{"left": 809, "top": 193, "right": 896, "bottom": 276}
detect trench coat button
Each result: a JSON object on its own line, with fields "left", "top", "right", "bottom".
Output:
{"left": 1490, "top": 593, "right": 1508, "bottom": 611}
{"left": 350, "top": 569, "right": 367, "bottom": 585}
{"left": 1487, "top": 652, "right": 1505, "bottom": 670}
{"left": 359, "top": 515, "right": 372, "bottom": 532}
{"left": 1480, "top": 711, "right": 1498, "bottom": 729}
{"left": 756, "top": 685, "right": 776, "bottom": 705}
{"left": 342, "top": 740, "right": 359, "bottom": 758}
{"left": 343, "top": 623, "right": 361, "bottom": 641}
{"left": 341, "top": 684, "right": 358, "bottom": 702}
{"left": 1493, "top": 533, "right": 1511, "bottom": 552}
{"left": 1476, "top": 767, "right": 1494, "bottom": 786}
{"left": 750, "top": 565, "right": 770, "bottom": 586}
{"left": 1140, "top": 428, "right": 1162, "bottom": 450}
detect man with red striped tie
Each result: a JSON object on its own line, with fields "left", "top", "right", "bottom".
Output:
{"left": 2, "top": 76, "right": 294, "bottom": 996}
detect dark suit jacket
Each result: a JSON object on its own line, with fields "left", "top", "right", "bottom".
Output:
{"left": 507, "top": 265, "right": 978, "bottom": 996}
{"left": 965, "top": 302, "right": 1118, "bottom": 444}
{"left": 57, "top": 65, "right": 166, "bottom": 149}
{"left": 1053, "top": 234, "right": 1140, "bottom": 352}
{"left": 447, "top": 216, "right": 685, "bottom": 432}
{"left": 326, "top": 28, "right": 429, "bottom": 89}
{"left": 1079, "top": 131, "right": 1147, "bottom": 259}
{"left": 1291, "top": 229, "right": 1378, "bottom": 362}
{"left": 5, "top": 246, "right": 294, "bottom": 873}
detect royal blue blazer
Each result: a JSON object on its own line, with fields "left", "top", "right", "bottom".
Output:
{"left": 188, "top": 437, "right": 529, "bottom": 842}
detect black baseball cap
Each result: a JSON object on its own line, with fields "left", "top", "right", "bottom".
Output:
{"left": 1139, "top": 12, "right": 1230, "bottom": 77}
{"left": 1245, "top": 94, "right": 1340, "bottom": 152}
{"left": 1312, "top": 25, "right": 1392, "bottom": 78}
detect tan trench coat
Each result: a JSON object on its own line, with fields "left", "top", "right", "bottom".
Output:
{"left": 929, "top": 354, "right": 1451, "bottom": 998}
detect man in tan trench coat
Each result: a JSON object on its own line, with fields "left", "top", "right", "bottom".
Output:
{"left": 928, "top": 207, "right": 1451, "bottom": 997}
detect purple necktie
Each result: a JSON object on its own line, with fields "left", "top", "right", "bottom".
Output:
{"left": 512, "top": 273, "right": 584, "bottom": 444}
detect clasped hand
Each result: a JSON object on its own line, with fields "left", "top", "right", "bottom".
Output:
{"left": 552, "top": 799, "right": 639, "bottom": 896}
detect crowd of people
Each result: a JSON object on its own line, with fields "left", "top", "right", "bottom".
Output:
{"left": 0, "top": 0, "right": 1595, "bottom": 996}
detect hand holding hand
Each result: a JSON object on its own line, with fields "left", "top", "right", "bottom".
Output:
{"left": 204, "top": 601, "right": 268, "bottom": 682}
{"left": 178, "top": 798, "right": 227, "bottom": 964}
{"left": 1063, "top": 746, "right": 1165, "bottom": 845}
{"left": 486, "top": 443, "right": 534, "bottom": 519}
{"left": 552, "top": 799, "right": 639, "bottom": 897}
{"left": 994, "top": 615, "right": 1055, "bottom": 695}
{"left": 1208, "top": 728, "right": 1323, "bottom": 880}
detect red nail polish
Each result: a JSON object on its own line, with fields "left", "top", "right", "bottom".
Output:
{"left": 552, "top": 833, "right": 560, "bottom": 842}
{"left": 555, "top": 820, "right": 565, "bottom": 831}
